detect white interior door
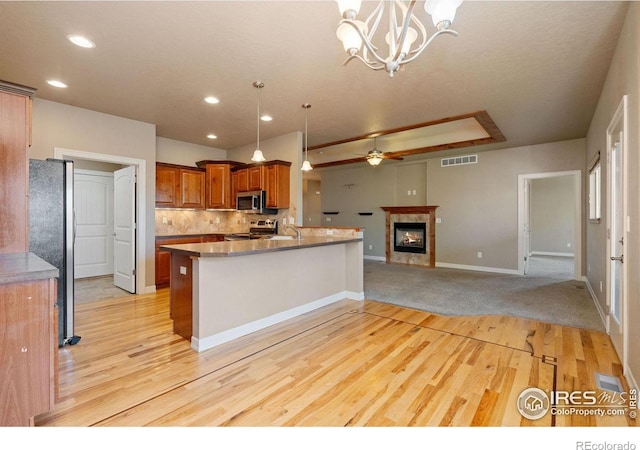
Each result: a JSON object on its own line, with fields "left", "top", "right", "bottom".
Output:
{"left": 74, "top": 170, "right": 114, "bottom": 278}
{"left": 114, "top": 165, "right": 136, "bottom": 293}
{"left": 606, "top": 95, "right": 627, "bottom": 365}
{"left": 523, "top": 179, "right": 531, "bottom": 275}
{"left": 608, "top": 138, "right": 624, "bottom": 358}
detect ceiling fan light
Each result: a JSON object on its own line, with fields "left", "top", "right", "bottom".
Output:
{"left": 367, "top": 150, "right": 384, "bottom": 166}
{"left": 251, "top": 149, "right": 266, "bottom": 162}
{"left": 425, "top": 0, "right": 463, "bottom": 30}
{"left": 301, "top": 160, "right": 313, "bottom": 171}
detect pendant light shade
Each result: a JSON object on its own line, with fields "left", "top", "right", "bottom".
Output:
{"left": 301, "top": 103, "right": 313, "bottom": 171}
{"left": 251, "top": 81, "right": 267, "bottom": 162}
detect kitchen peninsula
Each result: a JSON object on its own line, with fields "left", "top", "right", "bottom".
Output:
{"left": 160, "top": 229, "right": 363, "bottom": 352}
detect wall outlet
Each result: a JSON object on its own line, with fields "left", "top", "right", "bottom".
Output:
{"left": 162, "top": 216, "right": 168, "bottom": 224}
{"left": 216, "top": 217, "right": 220, "bottom": 224}
{"left": 289, "top": 217, "right": 295, "bottom": 225}
{"left": 567, "top": 243, "right": 572, "bottom": 248}
{"left": 327, "top": 229, "right": 334, "bottom": 235}
{"left": 179, "top": 266, "right": 187, "bottom": 275}
{"left": 436, "top": 218, "right": 442, "bottom": 224}
{"left": 477, "top": 251, "right": 483, "bottom": 259}
{"left": 326, "top": 217, "right": 331, "bottom": 222}
{"left": 368, "top": 244, "right": 373, "bottom": 250}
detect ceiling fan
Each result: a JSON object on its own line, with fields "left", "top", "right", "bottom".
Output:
{"left": 359, "top": 137, "right": 404, "bottom": 166}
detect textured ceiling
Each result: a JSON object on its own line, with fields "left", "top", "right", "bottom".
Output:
{"left": 0, "top": 1, "right": 629, "bottom": 165}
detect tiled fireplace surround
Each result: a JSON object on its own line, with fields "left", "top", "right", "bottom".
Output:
{"left": 381, "top": 206, "right": 438, "bottom": 267}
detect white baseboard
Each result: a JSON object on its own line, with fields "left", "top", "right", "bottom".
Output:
{"left": 530, "top": 251, "right": 575, "bottom": 258}
{"left": 435, "top": 262, "right": 520, "bottom": 275}
{"left": 364, "top": 255, "right": 386, "bottom": 261}
{"left": 583, "top": 278, "right": 639, "bottom": 393}
{"left": 142, "top": 285, "right": 157, "bottom": 295}
{"left": 583, "top": 276, "right": 607, "bottom": 329}
{"left": 191, "top": 290, "right": 364, "bottom": 352}
{"left": 625, "top": 366, "right": 639, "bottom": 392}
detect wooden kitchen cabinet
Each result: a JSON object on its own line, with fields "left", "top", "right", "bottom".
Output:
{"left": 264, "top": 161, "right": 291, "bottom": 209}
{"left": 196, "top": 161, "right": 243, "bottom": 209}
{"left": 0, "top": 254, "right": 58, "bottom": 426}
{"left": 155, "top": 163, "right": 205, "bottom": 209}
{"left": 0, "top": 81, "right": 36, "bottom": 254}
{"left": 155, "top": 235, "right": 224, "bottom": 287}
{"left": 248, "top": 166, "right": 264, "bottom": 191}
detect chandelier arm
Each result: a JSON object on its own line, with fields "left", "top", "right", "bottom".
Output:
{"left": 390, "top": 0, "right": 419, "bottom": 63}
{"left": 399, "top": 29, "right": 458, "bottom": 65}
{"left": 340, "top": 19, "right": 389, "bottom": 66}
{"left": 343, "top": 53, "right": 386, "bottom": 71}
{"left": 362, "top": 0, "right": 385, "bottom": 62}
{"left": 407, "top": 5, "right": 428, "bottom": 56}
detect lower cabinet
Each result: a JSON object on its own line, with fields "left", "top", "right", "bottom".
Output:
{"left": 155, "top": 235, "right": 224, "bottom": 288}
{"left": 0, "top": 278, "right": 57, "bottom": 426}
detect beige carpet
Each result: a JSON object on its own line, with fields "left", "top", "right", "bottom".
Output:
{"left": 364, "top": 256, "right": 605, "bottom": 332}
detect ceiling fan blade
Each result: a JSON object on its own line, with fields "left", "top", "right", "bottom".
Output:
{"left": 383, "top": 153, "right": 404, "bottom": 160}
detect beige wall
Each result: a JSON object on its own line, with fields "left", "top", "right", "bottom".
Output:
{"left": 320, "top": 139, "right": 585, "bottom": 270}
{"left": 530, "top": 176, "right": 575, "bottom": 255}
{"left": 156, "top": 136, "right": 226, "bottom": 166}
{"left": 30, "top": 98, "right": 157, "bottom": 293}
{"left": 585, "top": 3, "right": 639, "bottom": 388}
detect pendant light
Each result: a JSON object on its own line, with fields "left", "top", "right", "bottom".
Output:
{"left": 301, "top": 103, "right": 313, "bottom": 171}
{"left": 251, "top": 81, "right": 266, "bottom": 162}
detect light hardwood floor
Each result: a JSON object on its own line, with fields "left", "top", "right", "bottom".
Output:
{"left": 35, "top": 289, "right": 636, "bottom": 427}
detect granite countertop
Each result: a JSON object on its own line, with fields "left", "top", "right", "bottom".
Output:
{"left": 160, "top": 236, "right": 362, "bottom": 258}
{"left": 0, "top": 252, "right": 59, "bottom": 285}
{"left": 156, "top": 232, "right": 234, "bottom": 239}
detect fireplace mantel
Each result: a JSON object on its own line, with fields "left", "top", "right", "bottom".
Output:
{"left": 381, "top": 206, "right": 439, "bottom": 215}
{"left": 381, "top": 206, "right": 438, "bottom": 267}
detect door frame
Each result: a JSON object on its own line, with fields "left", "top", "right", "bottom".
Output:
{"left": 54, "top": 147, "right": 148, "bottom": 295}
{"left": 605, "top": 95, "right": 628, "bottom": 369}
{"left": 517, "top": 170, "right": 582, "bottom": 279}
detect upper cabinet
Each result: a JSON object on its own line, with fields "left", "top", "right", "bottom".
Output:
{"left": 196, "top": 161, "right": 244, "bottom": 210}
{"left": 155, "top": 163, "right": 205, "bottom": 209}
{"left": 0, "top": 80, "right": 36, "bottom": 254}
{"left": 263, "top": 161, "right": 291, "bottom": 209}
{"left": 157, "top": 160, "right": 291, "bottom": 211}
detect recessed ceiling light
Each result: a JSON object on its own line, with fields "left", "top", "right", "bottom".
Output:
{"left": 204, "top": 96, "right": 220, "bottom": 104}
{"left": 260, "top": 115, "right": 273, "bottom": 122}
{"left": 207, "top": 134, "right": 217, "bottom": 139}
{"left": 67, "top": 35, "right": 95, "bottom": 48}
{"left": 47, "top": 80, "right": 68, "bottom": 88}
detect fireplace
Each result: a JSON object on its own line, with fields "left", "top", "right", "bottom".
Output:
{"left": 381, "top": 206, "right": 438, "bottom": 267}
{"left": 394, "top": 222, "right": 426, "bottom": 254}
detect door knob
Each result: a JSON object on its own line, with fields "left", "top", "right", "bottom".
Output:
{"left": 610, "top": 255, "right": 624, "bottom": 263}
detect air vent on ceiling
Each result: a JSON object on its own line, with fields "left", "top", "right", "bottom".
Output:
{"left": 441, "top": 154, "right": 478, "bottom": 167}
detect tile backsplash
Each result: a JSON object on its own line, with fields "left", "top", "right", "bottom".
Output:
{"left": 155, "top": 207, "right": 298, "bottom": 236}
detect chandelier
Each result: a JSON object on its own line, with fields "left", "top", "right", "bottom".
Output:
{"left": 335, "top": 0, "right": 463, "bottom": 77}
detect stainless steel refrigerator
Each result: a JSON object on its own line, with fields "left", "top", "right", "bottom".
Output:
{"left": 29, "top": 158, "right": 80, "bottom": 347}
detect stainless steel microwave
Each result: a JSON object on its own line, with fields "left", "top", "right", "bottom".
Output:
{"left": 236, "top": 190, "right": 278, "bottom": 214}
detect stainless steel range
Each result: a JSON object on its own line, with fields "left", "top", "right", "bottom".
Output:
{"left": 224, "top": 219, "right": 278, "bottom": 241}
